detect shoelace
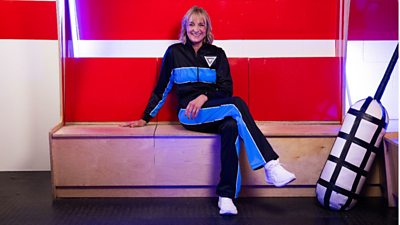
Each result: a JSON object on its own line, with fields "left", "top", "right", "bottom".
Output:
{"left": 266, "top": 161, "right": 283, "bottom": 170}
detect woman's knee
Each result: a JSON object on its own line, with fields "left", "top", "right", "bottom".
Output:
{"left": 232, "top": 96, "right": 244, "bottom": 104}
{"left": 219, "top": 117, "right": 238, "bottom": 133}
{"left": 231, "top": 96, "right": 248, "bottom": 110}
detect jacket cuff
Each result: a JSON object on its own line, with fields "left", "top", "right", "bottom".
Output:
{"left": 142, "top": 114, "right": 152, "bottom": 123}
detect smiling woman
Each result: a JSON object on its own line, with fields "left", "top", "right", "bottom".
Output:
{"left": 122, "top": 6, "right": 296, "bottom": 216}
{"left": 179, "top": 6, "right": 212, "bottom": 53}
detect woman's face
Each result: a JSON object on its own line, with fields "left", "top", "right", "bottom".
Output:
{"left": 186, "top": 14, "right": 207, "bottom": 46}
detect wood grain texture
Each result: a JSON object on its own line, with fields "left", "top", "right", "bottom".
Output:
{"left": 52, "top": 138, "right": 155, "bottom": 186}
{"left": 383, "top": 135, "right": 398, "bottom": 207}
{"left": 50, "top": 124, "right": 386, "bottom": 198}
{"left": 53, "top": 185, "right": 383, "bottom": 198}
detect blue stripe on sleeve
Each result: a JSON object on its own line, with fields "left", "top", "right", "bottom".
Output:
{"left": 149, "top": 75, "right": 174, "bottom": 117}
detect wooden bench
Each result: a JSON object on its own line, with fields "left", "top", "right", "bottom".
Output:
{"left": 49, "top": 122, "right": 390, "bottom": 199}
{"left": 383, "top": 132, "right": 399, "bottom": 207}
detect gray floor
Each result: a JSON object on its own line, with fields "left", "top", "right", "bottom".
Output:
{"left": 0, "top": 172, "right": 397, "bottom": 225}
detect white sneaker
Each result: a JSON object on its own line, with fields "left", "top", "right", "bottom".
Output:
{"left": 264, "top": 159, "right": 296, "bottom": 187}
{"left": 218, "top": 197, "right": 238, "bottom": 215}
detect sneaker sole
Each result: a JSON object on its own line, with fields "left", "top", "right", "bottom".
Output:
{"left": 218, "top": 200, "right": 238, "bottom": 215}
{"left": 267, "top": 176, "right": 296, "bottom": 187}
{"left": 219, "top": 209, "right": 238, "bottom": 215}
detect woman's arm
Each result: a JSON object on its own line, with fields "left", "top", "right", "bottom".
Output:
{"left": 184, "top": 94, "right": 208, "bottom": 120}
{"left": 141, "top": 47, "right": 175, "bottom": 122}
{"left": 120, "top": 119, "right": 147, "bottom": 127}
{"left": 122, "top": 46, "right": 174, "bottom": 127}
{"left": 216, "top": 49, "right": 233, "bottom": 96}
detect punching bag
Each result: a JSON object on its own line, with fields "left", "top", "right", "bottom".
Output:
{"left": 316, "top": 44, "right": 398, "bottom": 211}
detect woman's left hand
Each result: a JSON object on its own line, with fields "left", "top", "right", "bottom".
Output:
{"left": 185, "top": 94, "right": 208, "bottom": 119}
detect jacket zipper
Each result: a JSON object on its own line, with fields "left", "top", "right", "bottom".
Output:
{"left": 195, "top": 50, "right": 199, "bottom": 82}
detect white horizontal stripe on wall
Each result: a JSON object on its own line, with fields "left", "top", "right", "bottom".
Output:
{"left": 215, "top": 40, "right": 336, "bottom": 58}
{"left": 71, "top": 40, "right": 337, "bottom": 58}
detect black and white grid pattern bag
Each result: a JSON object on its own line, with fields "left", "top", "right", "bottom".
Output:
{"left": 316, "top": 44, "right": 398, "bottom": 211}
{"left": 316, "top": 97, "right": 388, "bottom": 210}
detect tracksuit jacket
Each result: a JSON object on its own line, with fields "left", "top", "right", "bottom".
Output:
{"left": 142, "top": 42, "right": 278, "bottom": 198}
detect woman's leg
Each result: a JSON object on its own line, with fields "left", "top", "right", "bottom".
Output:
{"left": 179, "top": 96, "right": 295, "bottom": 214}
{"left": 179, "top": 96, "right": 279, "bottom": 170}
{"left": 228, "top": 97, "right": 279, "bottom": 167}
{"left": 182, "top": 117, "right": 241, "bottom": 199}
{"left": 216, "top": 117, "right": 241, "bottom": 198}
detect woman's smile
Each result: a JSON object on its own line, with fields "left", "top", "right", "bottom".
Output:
{"left": 187, "top": 14, "right": 207, "bottom": 48}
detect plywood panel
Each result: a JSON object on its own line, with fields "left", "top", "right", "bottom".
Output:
{"left": 54, "top": 185, "right": 382, "bottom": 198}
{"left": 155, "top": 123, "right": 341, "bottom": 137}
{"left": 384, "top": 136, "right": 398, "bottom": 207}
{"left": 52, "top": 138, "right": 155, "bottom": 186}
{"left": 55, "top": 188, "right": 216, "bottom": 198}
{"left": 154, "top": 137, "right": 220, "bottom": 185}
{"left": 257, "top": 123, "right": 340, "bottom": 137}
{"left": 240, "top": 138, "right": 335, "bottom": 185}
{"left": 50, "top": 124, "right": 384, "bottom": 198}
{"left": 53, "top": 124, "right": 156, "bottom": 138}
{"left": 155, "top": 124, "right": 218, "bottom": 137}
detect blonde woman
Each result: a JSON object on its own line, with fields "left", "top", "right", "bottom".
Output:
{"left": 123, "top": 6, "right": 295, "bottom": 215}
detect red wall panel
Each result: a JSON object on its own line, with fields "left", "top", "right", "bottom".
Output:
{"left": 249, "top": 58, "right": 342, "bottom": 121}
{"left": 75, "top": 0, "right": 339, "bottom": 40}
{"left": 65, "top": 57, "right": 342, "bottom": 122}
{"left": 62, "top": 1, "right": 345, "bottom": 122}
{"left": 0, "top": 0, "right": 57, "bottom": 39}
{"left": 230, "top": 58, "right": 249, "bottom": 104}
{"left": 65, "top": 58, "right": 158, "bottom": 122}
{"left": 348, "top": 0, "right": 398, "bottom": 40}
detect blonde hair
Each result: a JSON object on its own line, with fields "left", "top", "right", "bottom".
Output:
{"left": 179, "top": 6, "right": 214, "bottom": 44}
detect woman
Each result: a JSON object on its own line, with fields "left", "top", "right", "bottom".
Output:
{"left": 123, "top": 6, "right": 295, "bottom": 215}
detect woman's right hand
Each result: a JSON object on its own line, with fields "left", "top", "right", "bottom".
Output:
{"left": 120, "top": 119, "right": 147, "bottom": 128}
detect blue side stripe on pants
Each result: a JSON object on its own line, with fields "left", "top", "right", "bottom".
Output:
{"left": 178, "top": 104, "right": 267, "bottom": 170}
{"left": 235, "top": 136, "right": 241, "bottom": 198}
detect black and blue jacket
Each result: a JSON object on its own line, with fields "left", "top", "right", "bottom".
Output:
{"left": 142, "top": 42, "right": 233, "bottom": 122}
{"left": 141, "top": 43, "right": 279, "bottom": 198}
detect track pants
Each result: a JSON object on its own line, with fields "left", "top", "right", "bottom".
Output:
{"left": 179, "top": 97, "right": 279, "bottom": 198}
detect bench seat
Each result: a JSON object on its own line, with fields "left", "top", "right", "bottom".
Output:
{"left": 383, "top": 132, "right": 399, "bottom": 207}
{"left": 50, "top": 123, "right": 388, "bottom": 198}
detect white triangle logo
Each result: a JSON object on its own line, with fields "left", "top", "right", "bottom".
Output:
{"left": 204, "top": 56, "right": 217, "bottom": 67}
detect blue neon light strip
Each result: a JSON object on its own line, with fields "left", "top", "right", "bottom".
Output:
{"left": 68, "top": 0, "right": 80, "bottom": 57}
